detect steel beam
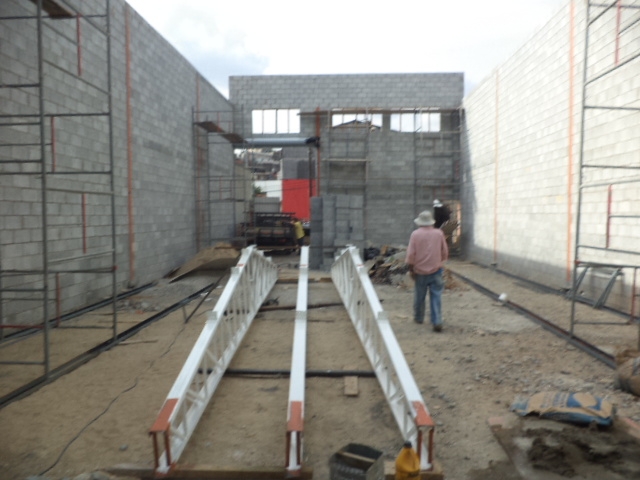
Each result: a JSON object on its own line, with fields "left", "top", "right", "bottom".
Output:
{"left": 149, "top": 246, "right": 278, "bottom": 474}
{"left": 286, "top": 246, "right": 309, "bottom": 476}
{"left": 331, "top": 246, "right": 435, "bottom": 471}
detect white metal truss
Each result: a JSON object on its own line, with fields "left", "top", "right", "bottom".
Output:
{"left": 331, "top": 246, "right": 435, "bottom": 471}
{"left": 285, "top": 246, "right": 309, "bottom": 476}
{"left": 149, "top": 246, "right": 278, "bottom": 474}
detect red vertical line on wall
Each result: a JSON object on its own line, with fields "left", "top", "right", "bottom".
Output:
{"left": 76, "top": 14, "right": 82, "bottom": 76}
{"left": 125, "top": 6, "right": 136, "bottom": 283}
{"left": 615, "top": 0, "right": 622, "bottom": 65}
{"left": 50, "top": 116, "right": 56, "bottom": 172}
{"left": 493, "top": 70, "right": 500, "bottom": 264}
{"left": 567, "top": 0, "right": 576, "bottom": 283}
{"left": 606, "top": 184, "right": 612, "bottom": 248}
{"left": 55, "top": 273, "right": 61, "bottom": 326}
{"left": 82, "top": 193, "right": 87, "bottom": 253}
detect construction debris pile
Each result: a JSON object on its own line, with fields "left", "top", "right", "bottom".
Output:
{"left": 365, "top": 245, "right": 462, "bottom": 290}
{"left": 365, "top": 245, "right": 410, "bottom": 286}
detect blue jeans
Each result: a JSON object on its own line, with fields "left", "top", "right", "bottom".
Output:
{"left": 413, "top": 269, "right": 444, "bottom": 326}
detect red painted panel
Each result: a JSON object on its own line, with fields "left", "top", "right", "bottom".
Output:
{"left": 281, "top": 179, "right": 316, "bottom": 221}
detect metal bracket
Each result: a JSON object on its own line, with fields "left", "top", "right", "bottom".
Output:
{"left": 570, "top": 264, "right": 623, "bottom": 308}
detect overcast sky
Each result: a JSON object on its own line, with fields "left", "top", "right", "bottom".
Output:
{"left": 125, "top": 0, "right": 569, "bottom": 98}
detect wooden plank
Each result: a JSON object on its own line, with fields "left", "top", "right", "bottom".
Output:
{"left": 336, "top": 449, "right": 375, "bottom": 464}
{"left": 259, "top": 302, "right": 343, "bottom": 312}
{"left": 107, "top": 463, "right": 313, "bottom": 479}
{"left": 169, "top": 244, "right": 239, "bottom": 282}
{"left": 28, "top": 0, "right": 73, "bottom": 18}
{"left": 616, "top": 416, "right": 640, "bottom": 441}
{"left": 383, "top": 459, "right": 444, "bottom": 480}
{"left": 344, "top": 375, "right": 359, "bottom": 396}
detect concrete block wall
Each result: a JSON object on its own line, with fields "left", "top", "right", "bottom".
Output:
{"left": 230, "top": 74, "right": 463, "bottom": 134}
{"left": 461, "top": 0, "right": 640, "bottom": 312}
{"left": 229, "top": 73, "right": 464, "bottom": 248}
{"left": 0, "top": 0, "right": 236, "bottom": 326}
{"left": 309, "top": 194, "right": 364, "bottom": 270}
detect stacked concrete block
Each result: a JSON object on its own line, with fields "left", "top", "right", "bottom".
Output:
{"left": 334, "top": 194, "right": 351, "bottom": 248}
{"left": 309, "top": 197, "right": 323, "bottom": 269}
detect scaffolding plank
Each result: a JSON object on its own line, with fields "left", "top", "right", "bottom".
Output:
{"left": 28, "top": 0, "right": 74, "bottom": 18}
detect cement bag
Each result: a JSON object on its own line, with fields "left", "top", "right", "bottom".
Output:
{"left": 616, "top": 356, "right": 640, "bottom": 396}
{"left": 510, "top": 391, "right": 615, "bottom": 427}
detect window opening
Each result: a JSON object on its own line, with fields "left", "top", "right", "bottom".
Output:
{"left": 390, "top": 110, "right": 441, "bottom": 133}
{"left": 390, "top": 113, "right": 415, "bottom": 132}
{"left": 252, "top": 109, "right": 300, "bottom": 134}
{"left": 332, "top": 113, "right": 382, "bottom": 129}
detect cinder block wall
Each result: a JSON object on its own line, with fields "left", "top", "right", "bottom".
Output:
{"left": 461, "top": 0, "right": 640, "bottom": 312}
{"left": 229, "top": 74, "right": 464, "bottom": 247}
{"left": 309, "top": 194, "right": 364, "bottom": 270}
{"left": 0, "top": 0, "right": 236, "bottom": 326}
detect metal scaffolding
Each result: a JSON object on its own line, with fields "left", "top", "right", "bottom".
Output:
{"left": 0, "top": 0, "right": 116, "bottom": 377}
{"left": 570, "top": 1, "right": 640, "bottom": 339}
{"left": 303, "top": 107, "right": 462, "bottom": 246}
{"left": 192, "top": 106, "right": 251, "bottom": 248}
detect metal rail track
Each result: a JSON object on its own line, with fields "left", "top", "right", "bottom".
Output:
{"left": 0, "top": 280, "right": 221, "bottom": 409}
{"left": 450, "top": 270, "right": 616, "bottom": 369}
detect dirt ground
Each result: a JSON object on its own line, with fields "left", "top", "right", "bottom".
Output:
{"left": 1, "top": 254, "right": 640, "bottom": 480}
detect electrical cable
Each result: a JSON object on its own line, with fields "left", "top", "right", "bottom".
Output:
{"left": 36, "top": 295, "right": 200, "bottom": 476}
